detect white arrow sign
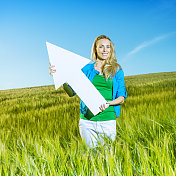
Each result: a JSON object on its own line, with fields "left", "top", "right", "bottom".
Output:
{"left": 46, "top": 42, "right": 107, "bottom": 115}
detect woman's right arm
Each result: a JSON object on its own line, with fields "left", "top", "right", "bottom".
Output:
{"left": 49, "top": 63, "right": 76, "bottom": 97}
{"left": 63, "top": 83, "right": 76, "bottom": 97}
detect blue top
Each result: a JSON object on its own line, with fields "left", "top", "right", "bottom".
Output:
{"left": 79, "top": 62, "right": 127, "bottom": 118}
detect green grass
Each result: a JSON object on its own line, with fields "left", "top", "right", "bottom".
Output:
{"left": 0, "top": 71, "right": 176, "bottom": 175}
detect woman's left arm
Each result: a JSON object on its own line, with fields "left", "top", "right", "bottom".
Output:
{"left": 107, "top": 96, "right": 125, "bottom": 105}
{"left": 99, "top": 96, "right": 125, "bottom": 112}
{"left": 99, "top": 69, "right": 127, "bottom": 112}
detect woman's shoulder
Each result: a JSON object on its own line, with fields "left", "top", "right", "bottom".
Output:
{"left": 114, "top": 67, "right": 124, "bottom": 80}
{"left": 81, "top": 61, "right": 95, "bottom": 73}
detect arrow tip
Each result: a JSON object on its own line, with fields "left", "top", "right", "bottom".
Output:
{"left": 46, "top": 41, "right": 50, "bottom": 46}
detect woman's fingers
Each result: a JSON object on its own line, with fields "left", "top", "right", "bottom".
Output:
{"left": 49, "top": 64, "right": 55, "bottom": 68}
{"left": 49, "top": 65, "right": 55, "bottom": 70}
{"left": 99, "top": 105, "right": 102, "bottom": 111}
{"left": 99, "top": 104, "right": 103, "bottom": 112}
{"left": 99, "top": 103, "right": 109, "bottom": 112}
{"left": 49, "top": 65, "right": 56, "bottom": 76}
{"left": 51, "top": 69, "right": 56, "bottom": 73}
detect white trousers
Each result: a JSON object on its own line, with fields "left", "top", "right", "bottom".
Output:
{"left": 79, "top": 119, "right": 116, "bottom": 148}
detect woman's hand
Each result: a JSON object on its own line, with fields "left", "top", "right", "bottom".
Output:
{"left": 99, "top": 101, "right": 111, "bottom": 112}
{"left": 99, "top": 97, "right": 125, "bottom": 112}
{"left": 49, "top": 62, "right": 56, "bottom": 76}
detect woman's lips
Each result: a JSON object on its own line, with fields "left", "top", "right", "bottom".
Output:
{"left": 102, "top": 53, "right": 108, "bottom": 56}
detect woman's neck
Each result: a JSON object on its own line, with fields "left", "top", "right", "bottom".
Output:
{"left": 94, "top": 58, "right": 105, "bottom": 75}
{"left": 95, "top": 58, "right": 105, "bottom": 67}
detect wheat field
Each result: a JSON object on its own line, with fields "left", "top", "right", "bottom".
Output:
{"left": 0, "top": 71, "right": 176, "bottom": 175}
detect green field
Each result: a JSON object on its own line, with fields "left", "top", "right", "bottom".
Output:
{"left": 0, "top": 71, "right": 176, "bottom": 176}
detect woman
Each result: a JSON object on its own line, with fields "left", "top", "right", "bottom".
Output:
{"left": 49, "top": 35, "right": 127, "bottom": 148}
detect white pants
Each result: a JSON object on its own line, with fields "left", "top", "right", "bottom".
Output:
{"left": 79, "top": 119, "right": 116, "bottom": 148}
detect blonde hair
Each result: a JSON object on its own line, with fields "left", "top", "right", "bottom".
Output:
{"left": 91, "top": 35, "right": 121, "bottom": 80}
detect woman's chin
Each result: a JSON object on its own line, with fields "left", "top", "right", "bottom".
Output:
{"left": 98, "top": 56, "right": 109, "bottom": 60}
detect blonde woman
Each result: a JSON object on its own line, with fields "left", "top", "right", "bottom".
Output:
{"left": 49, "top": 35, "right": 127, "bottom": 148}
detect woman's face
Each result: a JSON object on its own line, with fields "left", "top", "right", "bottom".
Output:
{"left": 96, "top": 39, "right": 111, "bottom": 60}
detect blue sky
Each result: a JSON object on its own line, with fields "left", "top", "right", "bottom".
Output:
{"left": 0, "top": 0, "right": 176, "bottom": 90}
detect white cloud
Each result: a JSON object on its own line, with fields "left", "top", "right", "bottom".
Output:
{"left": 122, "top": 32, "right": 176, "bottom": 62}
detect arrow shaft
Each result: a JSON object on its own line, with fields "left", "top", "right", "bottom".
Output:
{"left": 67, "top": 71, "right": 106, "bottom": 115}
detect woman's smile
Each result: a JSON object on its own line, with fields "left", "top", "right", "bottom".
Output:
{"left": 102, "top": 52, "right": 108, "bottom": 56}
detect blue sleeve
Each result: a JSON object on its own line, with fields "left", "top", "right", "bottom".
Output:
{"left": 81, "top": 62, "right": 92, "bottom": 75}
{"left": 116, "top": 69, "right": 127, "bottom": 99}
{"left": 63, "top": 83, "right": 76, "bottom": 97}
